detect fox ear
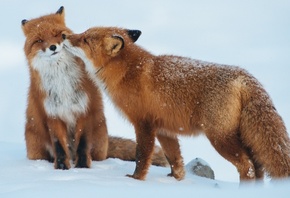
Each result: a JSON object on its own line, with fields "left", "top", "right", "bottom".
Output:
{"left": 21, "top": 19, "right": 28, "bottom": 26}
{"left": 56, "top": 6, "right": 64, "bottom": 15}
{"left": 127, "top": 30, "right": 142, "bottom": 42}
{"left": 21, "top": 19, "right": 29, "bottom": 35}
{"left": 104, "top": 36, "right": 124, "bottom": 56}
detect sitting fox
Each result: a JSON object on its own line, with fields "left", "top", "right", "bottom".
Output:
{"left": 21, "top": 7, "right": 168, "bottom": 169}
{"left": 63, "top": 26, "right": 290, "bottom": 181}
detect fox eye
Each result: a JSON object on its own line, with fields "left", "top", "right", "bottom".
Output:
{"left": 36, "top": 39, "right": 43, "bottom": 43}
{"left": 62, "top": 34, "right": 66, "bottom": 39}
{"left": 84, "top": 38, "right": 88, "bottom": 44}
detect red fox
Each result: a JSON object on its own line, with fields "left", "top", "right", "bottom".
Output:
{"left": 21, "top": 7, "right": 168, "bottom": 169}
{"left": 64, "top": 26, "right": 290, "bottom": 181}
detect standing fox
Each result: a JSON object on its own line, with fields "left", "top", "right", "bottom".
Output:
{"left": 21, "top": 7, "right": 168, "bottom": 169}
{"left": 64, "top": 26, "right": 290, "bottom": 181}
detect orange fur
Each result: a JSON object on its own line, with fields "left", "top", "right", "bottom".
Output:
{"left": 64, "top": 26, "right": 290, "bottom": 181}
{"left": 22, "top": 7, "right": 168, "bottom": 169}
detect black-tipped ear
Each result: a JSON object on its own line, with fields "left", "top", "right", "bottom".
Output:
{"left": 21, "top": 19, "right": 28, "bottom": 26}
{"left": 127, "top": 30, "right": 142, "bottom": 42}
{"left": 56, "top": 6, "right": 64, "bottom": 14}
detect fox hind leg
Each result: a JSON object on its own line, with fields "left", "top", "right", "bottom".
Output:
{"left": 206, "top": 130, "right": 258, "bottom": 181}
{"left": 156, "top": 134, "right": 185, "bottom": 180}
{"left": 90, "top": 116, "right": 108, "bottom": 161}
{"left": 25, "top": 119, "right": 54, "bottom": 162}
{"left": 26, "top": 132, "right": 53, "bottom": 162}
{"left": 252, "top": 160, "right": 264, "bottom": 180}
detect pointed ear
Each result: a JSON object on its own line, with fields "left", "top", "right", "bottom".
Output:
{"left": 56, "top": 6, "right": 65, "bottom": 24}
{"left": 56, "top": 6, "right": 64, "bottom": 14}
{"left": 127, "top": 29, "right": 142, "bottom": 42}
{"left": 104, "top": 36, "right": 124, "bottom": 56}
{"left": 21, "top": 19, "right": 28, "bottom": 26}
{"left": 21, "top": 19, "right": 29, "bottom": 35}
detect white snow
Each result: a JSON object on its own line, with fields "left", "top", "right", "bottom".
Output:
{"left": 0, "top": 142, "right": 290, "bottom": 197}
{"left": 1, "top": 0, "right": 290, "bottom": 197}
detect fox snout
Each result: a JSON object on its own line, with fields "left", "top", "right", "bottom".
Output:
{"left": 64, "top": 33, "right": 82, "bottom": 47}
{"left": 46, "top": 43, "right": 63, "bottom": 56}
{"left": 49, "top": 45, "right": 57, "bottom": 51}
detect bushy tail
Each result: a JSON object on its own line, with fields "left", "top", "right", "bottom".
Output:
{"left": 240, "top": 80, "right": 290, "bottom": 178}
{"left": 107, "top": 136, "right": 169, "bottom": 167}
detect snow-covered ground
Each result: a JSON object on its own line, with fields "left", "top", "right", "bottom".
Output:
{"left": 1, "top": 0, "right": 290, "bottom": 197}
{"left": 1, "top": 142, "right": 290, "bottom": 198}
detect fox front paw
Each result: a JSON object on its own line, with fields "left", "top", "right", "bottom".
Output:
{"left": 126, "top": 173, "right": 146, "bottom": 181}
{"left": 55, "top": 159, "right": 70, "bottom": 170}
{"left": 75, "top": 155, "right": 91, "bottom": 168}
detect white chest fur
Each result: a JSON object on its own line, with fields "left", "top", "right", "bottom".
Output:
{"left": 32, "top": 49, "right": 89, "bottom": 126}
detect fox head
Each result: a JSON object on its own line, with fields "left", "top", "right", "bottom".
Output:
{"left": 21, "top": 6, "right": 71, "bottom": 65}
{"left": 63, "top": 27, "right": 141, "bottom": 70}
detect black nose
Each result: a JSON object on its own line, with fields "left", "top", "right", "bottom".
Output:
{"left": 49, "top": 45, "right": 57, "bottom": 51}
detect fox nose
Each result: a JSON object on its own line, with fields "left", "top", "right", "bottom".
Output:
{"left": 49, "top": 45, "right": 57, "bottom": 51}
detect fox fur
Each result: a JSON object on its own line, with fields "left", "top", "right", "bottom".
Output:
{"left": 21, "top": 7, "right": 168, "bottom": 169}
{"left": 63, "top": 26, "right": 290, "bottom": 181}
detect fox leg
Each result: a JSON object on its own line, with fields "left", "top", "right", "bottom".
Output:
{"left": 74, "top": 118, "right": 92, "bottom": 168}
{"left": 47, "top": 118, "right": 71, "bottom": 170}
{"left": 25, "top": 129, "right": 53, "bottom": 162}
{"left": 25, "top": 116, "right": 53, "bottom": 162}
{"left": 90, "top": 116, "right": 108, "bottom": 161}
{"left": 127, "top": 120, "right": 156, "bottom": 180}
{"left": 245, "top": 148, "right": 264, "bottom": 180}
{"left": 252, "top": 160, "right": 264, "bottom": 180}
{"left": 156, "top": 134, "right": 185, "bottom": 180}
{"left": 75, "top": 135, "right": 91, "bottom": 168}
{"left": 206, "top": 131, "right": 257, "bottom": 181}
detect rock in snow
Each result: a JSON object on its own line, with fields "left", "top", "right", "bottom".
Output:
{"left": 185, "top": 158, "right": 215, "bottom": 179}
